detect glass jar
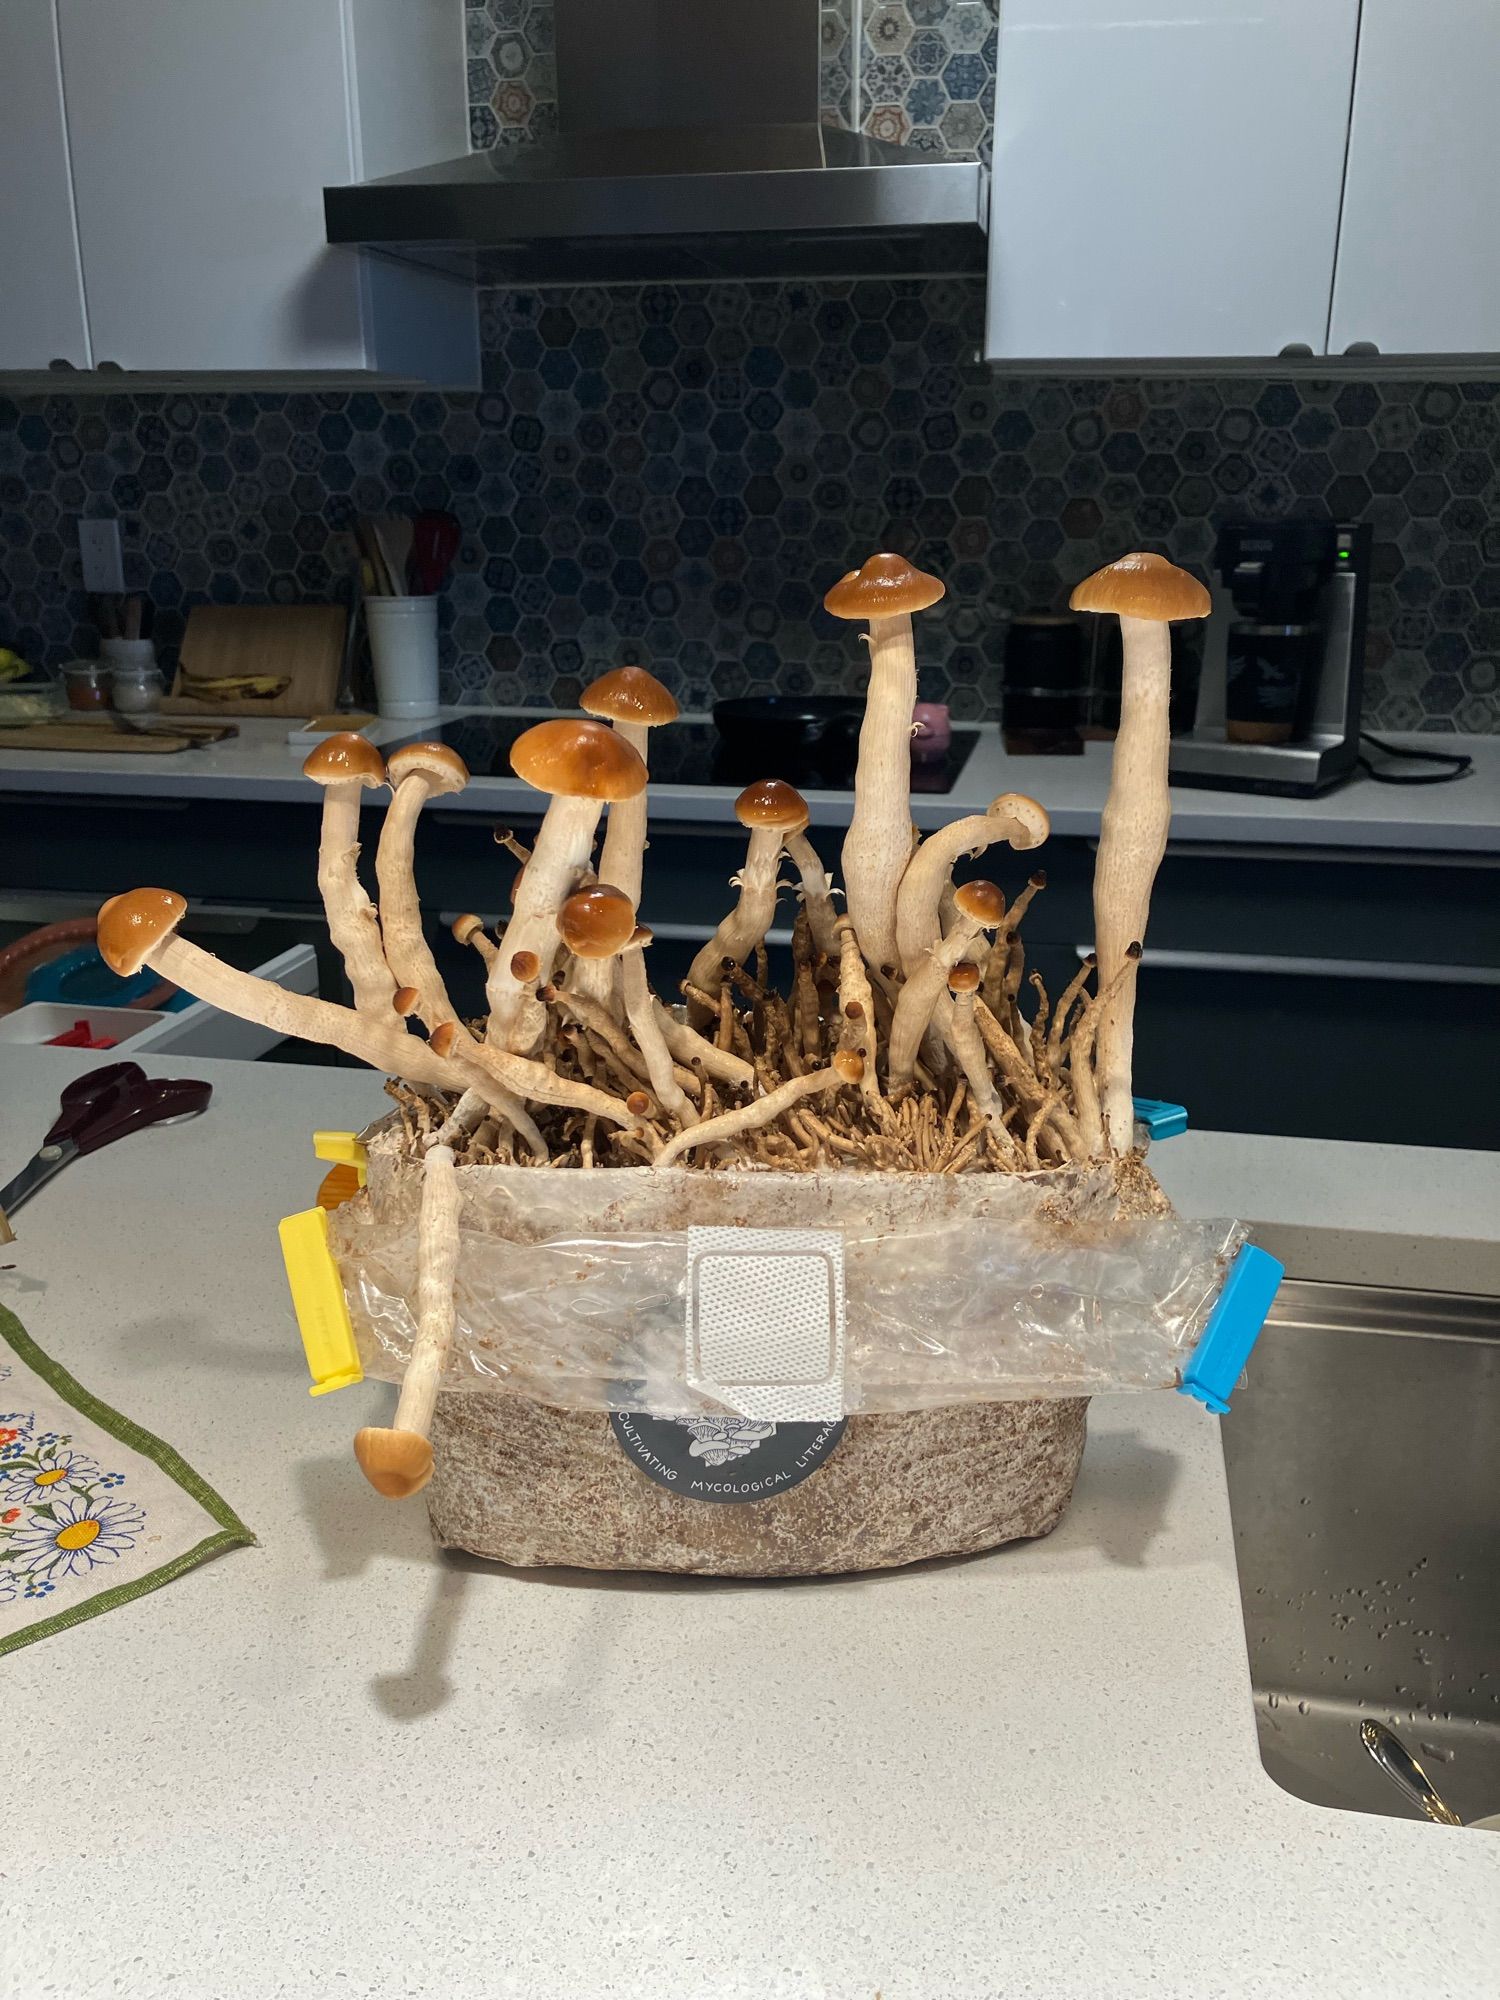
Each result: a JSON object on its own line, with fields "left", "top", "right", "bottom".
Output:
{"left": 109, "top": 660, "right": 167, "bottom": 718}
{"left": 61, "top": 660, "right": 111, "bottom": 711}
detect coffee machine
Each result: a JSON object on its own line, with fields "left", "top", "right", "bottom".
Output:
{"left": 1169, "top": 519, "right": 1372, "bottom": 797}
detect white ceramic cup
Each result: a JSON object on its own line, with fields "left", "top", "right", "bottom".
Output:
{"left": 366, "top": 595, "right": 441, "bottom": 718}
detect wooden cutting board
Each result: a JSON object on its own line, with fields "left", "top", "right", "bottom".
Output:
{"left": 165, "top": 604, "right": 346, "bottom": 717}
{"left": 0, "top": 722, "right": 233, "bottom": 755}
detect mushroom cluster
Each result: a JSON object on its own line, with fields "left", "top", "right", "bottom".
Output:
{"left": 97, "top": 550, "right": 1208, "bottom": 1179}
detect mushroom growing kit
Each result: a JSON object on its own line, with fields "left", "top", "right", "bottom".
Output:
{"left": 99, "top": 552, "right": 1276, "bottom": 1578}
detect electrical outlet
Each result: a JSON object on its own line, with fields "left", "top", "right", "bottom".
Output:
{"left": 78, "top": 518, "right": 125, "bottom": 595}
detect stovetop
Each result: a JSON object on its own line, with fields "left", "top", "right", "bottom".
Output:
{"left": 431, "top": 715, "right": 981, "bottom": 795}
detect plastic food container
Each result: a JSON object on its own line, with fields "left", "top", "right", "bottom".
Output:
{"left": 0, "top": 681, "right": 68, "bottom": 724}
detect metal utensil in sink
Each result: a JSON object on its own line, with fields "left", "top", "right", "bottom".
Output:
{"left": 1360, "top": 1720, "right": 1465, "bottom": 1826}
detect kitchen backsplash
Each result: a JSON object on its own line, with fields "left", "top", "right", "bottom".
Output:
{"left": 0, "top": 0, "right": 1496, "bottom": 733}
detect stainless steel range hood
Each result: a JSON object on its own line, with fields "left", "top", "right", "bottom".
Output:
{"left": 324, "top": 0, "right": 987, "bottom": 285}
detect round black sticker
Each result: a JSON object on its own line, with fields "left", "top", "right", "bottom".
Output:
{"left": 609, "top": 1410, "right": 847, "bottom": 1505}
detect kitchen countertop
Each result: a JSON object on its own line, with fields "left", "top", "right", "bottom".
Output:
{"left": 2, "top": 709, "right": 1498, "bottom": 852}
{"left": 3, "top": 1044, "right": 1497, "bottom": 2000}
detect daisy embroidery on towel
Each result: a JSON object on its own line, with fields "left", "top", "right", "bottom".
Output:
{"left": 0, "top": 1445, "right": 103, "bottom": 1508}
{"left": 11, "top": 1493, "right": 145, "bottom": 1583}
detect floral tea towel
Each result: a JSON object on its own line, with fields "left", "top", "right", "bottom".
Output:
{"left": 0, "top": 1304, "right": 253, "bottom": 1656}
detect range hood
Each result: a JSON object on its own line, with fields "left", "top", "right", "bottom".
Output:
{"left": 325, "top": 0, "right": 988, "bottom": 286}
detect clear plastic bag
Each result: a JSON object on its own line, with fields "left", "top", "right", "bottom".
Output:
{"left": 328, "top": 1147, "right": 1243, "bottom": 1416}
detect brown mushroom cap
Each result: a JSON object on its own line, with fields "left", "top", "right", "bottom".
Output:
{"left": 823, "top": 552, "right": 946, "bottom": 622}
{"left": 392, "top": 985, "right": 420, "bottom": 1017}
{"left": 832, "top": 1049, "right": 865, "bottom": 1083}
{"left": 386, "top": 741, "right": 470, "bottom": 795}
{"left": 628, "top": 924, "right": 654, "bottom": 949}
{"left": 510, "top": 949, "right": 540, "bottom": 982}
{"left": 580, "top": 665, "right": 680, "bottom": 728}
{"left": 429, "top": 1022, "right": 459, "bottom": 1057}
{"left": 510, "top": 718, "right": 648, "bottom": 801}
{"left": 557, "top": 884, "right": 637, "bottom": 958}
{"left": 1069, "top": 551, "right": 1211, "bottom": 623}
{"left": 451, "top": 913, "right": 486, "bottom": 945}
{"left": 947, "top": 962, "right": 982, "bottom": 994}
{"left": 734, "top": 777, "right": 809, "bottom": 832}
{"left": 953, "top": 879, "right": 1006, "bottom": 928}
{"left": 302, "top": 732, "right": 387, "bottom": 788}
{"left": 98, "top": 887, "right": 187, "bottom": 976}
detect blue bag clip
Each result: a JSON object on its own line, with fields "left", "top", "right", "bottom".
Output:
{"left": 1178, "top": 1243, "right": 1284, "bottom": 1415}
{"left": 1133, "top": 1095, "right": 1188, "bottom": 1140}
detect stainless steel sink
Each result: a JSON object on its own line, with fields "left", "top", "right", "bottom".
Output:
{"left": 1221, "top": 1280, "right": 1500, "bottom": 1824}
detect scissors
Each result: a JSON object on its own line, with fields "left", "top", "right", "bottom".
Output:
{"left": 0, "top": 1061, "right": 212, "bottom": 1221}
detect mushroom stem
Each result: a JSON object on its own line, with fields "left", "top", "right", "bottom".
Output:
{"left": 834, "top": 916, "right": 883, "bottom": 1104}
{"left": 1064, "top": 942, "right": 1142, "bottom": 1159}
{"left": 451, "top": 914, "right": 498, "bottom": 972}
{"left": 621, "top": 946, "right": 696, "bottom": 1127}
{"left": 887, "top": 916, "right": 988, "bottom": 1092}
{"left": 655, "top": 1064, "right": 854, "bottom": 1169}
{"left": 486, "top": 793, "right": 602, "bottom": 1050}
{"left": 353, "top": 1142, "right": 461, "bottom": 1499}
{"left": 841, "top": 613, "right": 916, "bottom": 977}
{"left": 685, "top": 827, "right": 785, "bottom": 1006}
{"left": 783, "top": 827, "right": 840, "bottom": 959}
{"left": 433, "top": 1088, "right": 488, "bottom": 1150}
{"left": 434, "top": 1020, "right": 638, "bottom": 1130}
{"left": 971, "top": 999, "right": 1087, "bottom": 1163}
{"left": 652, "top": 1002, "right": 757, "bottom": 1092}
{"left": 595, "top": 718, "right": 650, "bottom": 912}
{"left": 894, "top": 795, "right": 1048, "bottom": 976}
{"left": 1093, "top": 614, "right": 1171, "bottom": 1150}
{"left": 1046, "top": 954, "right": 1097, "bottom": 1077}
{"left": 375, "top": 776, "right": 456, "bottom": 1029}
{"left": 316, "top": 782, "right": 396, "bottom": 1014}
{"left": 947, "top": 986, "right": 1001, "bottom": 1124}
{"left": 131, "top": 929, "right": 474, "bottom": 1099}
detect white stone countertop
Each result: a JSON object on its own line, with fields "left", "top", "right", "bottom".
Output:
{"left": 2, "top": 1045, "right": 1497, "bottom": 2000}
{"left": 2, "top": 709, "right": 1498, "bottom": 852}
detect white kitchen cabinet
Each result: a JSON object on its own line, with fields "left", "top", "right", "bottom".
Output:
{"left": 984, "top": 0, "right": 1361, "bottom": 362}
{"left": 1328, "top": 0, "right": 1500, "bottom": 358}
{"left": 0, "top": 3, "right": 92, "bottom": 370}
{"left": 2, "top": 0, "right": 476, "bottom": 383}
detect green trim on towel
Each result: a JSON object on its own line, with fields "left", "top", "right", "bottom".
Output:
{"left": 0, "top": 1303, "right": 254, "bottom": 1657}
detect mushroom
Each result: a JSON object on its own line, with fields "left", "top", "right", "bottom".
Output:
{"left": 894, "top": 793, "right": 1049, "bottom": 977}
{"left": 579, "top": 666, "right": 679, "bottom": 911}
{"left": 353, "top": 1141, "right": 461, "bottom": 1499}
{"left": 98, "top": 887, "right": 624, "bottom": 1139}
{"left": 1070, "top": 552, "right": 1210, "bottom": 1151}
{"left": 685, "top": 779, "right": 808, "bottom": 1012}
{"left": 375, "top": 742, "right": 470, "bottom": 1029}
{"left": 301, "top": 733, "right": 395, "bottom": 1015}
{"left": 823, "top": 553, "right": 945, "bottom": 978}
{"left": 887, "top": 879, "right": 1006, "bottom": 1092}
{"left": 944, "top": 961, "right": 1000, "bottom": 1124}
{"left": 619, "top": 926, "right": 695, "bottom": 1127}
{"left": 98, "top": 888, "right": 470, "bottom": 1098}
{"left": 571, "top": 668, "right": 679, "bottom": 1012}
{"left": 451, "top": 912, "right": 498, "bottom": 972}
{"left": 655, "top": 1054, "right": 862, "bottom": 1169}
{"left": 486, "top": 719, "right": 647, "bottom": 1052}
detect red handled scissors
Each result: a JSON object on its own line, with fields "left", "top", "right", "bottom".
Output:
{"left": 0, "top": 1061, "right": 212, "bottom": 1220}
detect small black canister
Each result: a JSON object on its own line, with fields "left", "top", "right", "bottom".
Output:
{"left": 1002, "top": 614, "right": 1084, "bottom": 754}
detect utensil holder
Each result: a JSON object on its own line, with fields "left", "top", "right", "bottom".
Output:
{"left": 366, "top": 597, "right": 440, "bottom": 719}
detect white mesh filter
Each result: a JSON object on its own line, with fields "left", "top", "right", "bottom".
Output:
{"left": 686, "top": 1226, "right": 846, "bottom": 1423}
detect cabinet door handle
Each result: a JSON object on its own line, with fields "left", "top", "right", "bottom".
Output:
{"left": 1073, "top": 945, "right": 1500, "bottom": 986}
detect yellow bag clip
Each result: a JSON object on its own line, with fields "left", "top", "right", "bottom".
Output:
{"left": 312, "top": 1130, "right": 368, "bottom": 1183}
{"left": 278, "top": 1206, "right": 363, "bottom": 1397}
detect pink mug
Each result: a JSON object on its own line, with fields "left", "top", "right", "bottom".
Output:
{"left": 911, "top": 701, "right": 951, "bottom": 761}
